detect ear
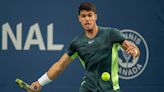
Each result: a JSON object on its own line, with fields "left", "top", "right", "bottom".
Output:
{"left": 95, "top": 13, "right": 97, "bottom": 21}
{"left": 78, "top": 15, "right": 81, "bottom": 22}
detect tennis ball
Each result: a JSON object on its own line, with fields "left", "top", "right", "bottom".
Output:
{"left": 101, "top": 72, "right": 110, "bottom": 81}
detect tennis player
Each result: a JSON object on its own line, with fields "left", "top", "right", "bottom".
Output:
{"left": 29, "top": 2, "right": 140, "bottom": 92}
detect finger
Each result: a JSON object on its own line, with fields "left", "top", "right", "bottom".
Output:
{"left": 126, "top": 47, "right": 139, "bottom": 59}
{"left": 126, "top": 47, "right": 133, "bottom": 54}
{"left": 29, "top": 85, "right": 37, "bottom": 92}
{"left": 134, "top": 49, "right": 138, "bottom": 58}
{"left": 133, "top": 52, "right": 136, "bottom": 59}
{"left": 127, "top": 49, "right": 137, "bottom": 58}
{"left": 29, "top": 86, "right": 35, "bottom": 91}
{"left": 28, "top": 87, "right": 34, "bottom": 92}
{"left": 123, "top": 40, "right": 131, "bottom": 47}
{"left": 32, "top": 84, "right": 41, "bottom": 92}
{"left": 133, "top": 53, "right": 137, "bottom": 59}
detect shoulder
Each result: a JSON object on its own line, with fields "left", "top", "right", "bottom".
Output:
{"left": 99, "top": 26, "right": 119, "bottom": 31}
{"left": 99, "top": 26, "right": 120, "bottom": 33}
{"left": 69, "top": 33, "right": 84, "bottom": 45}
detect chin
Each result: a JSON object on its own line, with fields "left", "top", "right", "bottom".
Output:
{"left": 85, "top": 28, "right": 92, "bottom": 31}
{"left": 84, "top": 27, "right": 93, "bottom": 31}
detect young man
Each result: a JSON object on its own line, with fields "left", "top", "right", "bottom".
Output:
{"left": 29, "top": 2, "right": 140, "bottom": 92}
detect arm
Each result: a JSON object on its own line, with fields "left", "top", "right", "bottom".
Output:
{"left": 47, "top": 53, "right": 73, "bottom": 80}
{"left": 122, "top": 40, "right": 140, "bottom": 58}
{"left": 29, "top": 53, "right": 73, "bottom": 92}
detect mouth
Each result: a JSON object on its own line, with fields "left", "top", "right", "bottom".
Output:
{"left": 85, "top": 23, "right": 91, "bottom": 26}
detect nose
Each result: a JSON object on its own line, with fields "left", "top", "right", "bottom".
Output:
{"left": 85, "top": 16, "right": 89, "bottom": 21}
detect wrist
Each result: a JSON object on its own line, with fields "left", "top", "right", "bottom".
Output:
{"left": 38, "top": 72, "right": 52, "bottom": 86}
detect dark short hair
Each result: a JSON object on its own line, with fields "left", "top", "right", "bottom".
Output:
{"left": 78, "top": 2, "right": 96, "bottom": 15}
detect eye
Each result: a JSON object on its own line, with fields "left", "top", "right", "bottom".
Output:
{"left": 81, "top": 14, "right": 86, "bottom": 18}
{"left": 88, "top": 14, "right": 93, "bottom": 17}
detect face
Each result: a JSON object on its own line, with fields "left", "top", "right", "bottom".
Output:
{"left": 78, "top": 10, "right": 97, "bottom": 31}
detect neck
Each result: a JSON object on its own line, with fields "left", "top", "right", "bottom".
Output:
{"left": 85, "top": 25, "right": 98, "bottom": 38}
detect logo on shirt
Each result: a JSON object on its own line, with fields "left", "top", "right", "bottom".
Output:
{"left": 88, "top": 40, "right": 94, "bottom": 44}
{"left": 118, "top": 29, "right": 149, "bottom": 80}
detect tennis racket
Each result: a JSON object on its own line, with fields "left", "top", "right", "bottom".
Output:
{"left": 15, "top": 78, "right": 32, "bottom": 92}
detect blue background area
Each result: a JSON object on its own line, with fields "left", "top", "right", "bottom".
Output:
{"left": 0, "top": 0, "right": 164, "bottom": 92}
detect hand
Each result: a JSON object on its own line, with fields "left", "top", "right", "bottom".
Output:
{"left": 122, "top": 40, "right": 140, "bottom": 59}
{"left": 28, "top": 81, "right": 42, "bottom": 92}
{"left": 126, "top": 47, "right": 139, "bottom": 59}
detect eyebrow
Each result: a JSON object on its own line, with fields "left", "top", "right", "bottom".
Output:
{"left": 80, "top": 13, "right": 93, "bottom": 15}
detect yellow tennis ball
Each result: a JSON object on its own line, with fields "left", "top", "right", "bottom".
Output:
{"left": 101, "top": 72, "right": 110, "bottom": 81}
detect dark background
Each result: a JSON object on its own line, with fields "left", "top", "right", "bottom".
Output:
{"left": 0, "top": 0, "right": 164, "bottom": 92}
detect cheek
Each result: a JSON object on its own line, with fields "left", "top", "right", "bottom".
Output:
{"left": 91, "top": 16, "right": 96, "bottom": 22}
{"left": 79, "top": 17, "right": 83, "bottom": 23}
{"left": 81, "top": 20, "right": 86, "bottom": 25}
{"left": 80, "top": 21, "right": 85, "bottom": 26}
{"left": 79, "top": 17, "right": 83, "bottom": 22}
{"left": 80, "top": 21, "right": 86, "bottom": 27}
{"left": 91, "top": 19, "right": 96, "bottom": 24}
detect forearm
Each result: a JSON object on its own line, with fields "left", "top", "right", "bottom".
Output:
{"left": 48, "top": 54, "right": 73, "bottom": 80}
{"left": 47, "top": 61, "right": 64, "bottom": 80}
{"left": 37, "top": 61, "right": 62, "bottom": 87}
{"left": 39, "top": 53, "right": 73, "bottom": 85}
{"left": 30, "top": 53, "right": 73, "bottom": 90}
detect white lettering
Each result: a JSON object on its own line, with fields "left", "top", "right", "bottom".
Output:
{"left": 24, "top": 23, "right": 45, "bottom": 50}
{"left": 119, "top": 64, "right": 143, "bottom": 76}
{"left": 2, "top": 23, "right": 22, "bottom": 50}
{"left": 47, "top": 24, "right": 64, "bottom": 50}
{"left": 128, "top": 69, "right": 133, "bottom": 76}
{"left": 123, "top": 32, "right": 141, "bottom": 45}
{"left": 122, "top": 68, "right": 128, "bottom": 76}
{"left": 132, "top": 67, "right": 138, "bottom": 74}
{"left": 137, "top": 63, "right": 142, "bottom": 70}
{"left": 1, "top": 22, "right": 64, "bottom": 51}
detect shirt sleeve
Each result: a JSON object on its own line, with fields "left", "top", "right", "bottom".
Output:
{"left": 110, "top": 28, "right": 126, "bottom": 44}
{"left": 66, "top": 41, "right": 78, "bottom": 60}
